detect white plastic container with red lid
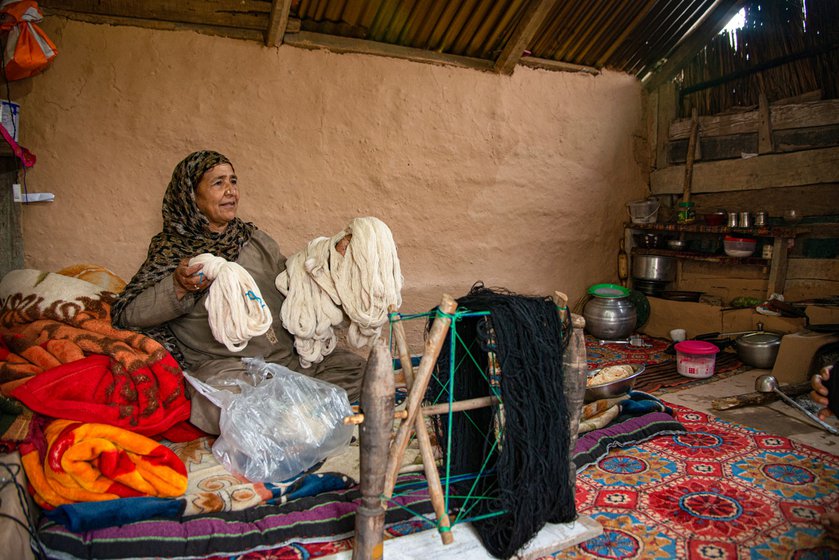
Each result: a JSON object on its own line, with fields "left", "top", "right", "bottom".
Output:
{"left": 674, "top": 340, "right": 720, "bottom": 379}
{"left": 723, "top": 235, "right": 757, "bottom": 257}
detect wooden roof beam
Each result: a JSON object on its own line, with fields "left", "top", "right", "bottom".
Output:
{"left": 283, "top": 31, "right": 494, "bottom": 72}
{"left": 265, "top": 0, "right": 293, "bottom": 47}
{"left": 493, "top": 0, "right": 559, "bottom": 75}
{"left": 643, "top": 0, "right": 746, "bottom": 92}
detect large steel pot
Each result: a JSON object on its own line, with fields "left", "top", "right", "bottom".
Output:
{"left": 632, "top": 255, "right": 675, "bottom": 282}
{"left": 735, "top": 331, "right": 782, "bottom": 368}
{"left": 583, "top": 295, "right": 637, "bottom": 340}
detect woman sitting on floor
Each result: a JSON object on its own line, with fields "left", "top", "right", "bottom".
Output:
{"left": 112, "top": 150, "right": 365, "bottom": 435}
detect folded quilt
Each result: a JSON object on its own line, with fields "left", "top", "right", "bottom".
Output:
{"left": 20, "top": 419, "right": 188, "bottom": 509}
{"left": 0, "top": 269, "right": 190, "bottom": 437}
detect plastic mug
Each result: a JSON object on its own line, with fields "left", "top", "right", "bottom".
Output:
{"left": 670, "top": 328, "right": 687, "bottom": 342}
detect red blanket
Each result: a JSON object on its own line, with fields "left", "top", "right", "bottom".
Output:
{"left": 0, "top": 269, "right": 190, "bottom": 438}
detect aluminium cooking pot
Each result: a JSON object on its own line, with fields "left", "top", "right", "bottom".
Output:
{"left": 632, "top": 254, "right": 675, "bottom": 282}
{"left": 735, "top": 331, "right": 782, "bottom": 369}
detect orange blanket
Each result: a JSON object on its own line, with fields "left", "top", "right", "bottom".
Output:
{"left": 20, "top": 419, "right": 188, "bottom": 508}
{"left": 0, "top": 269, "right": 190, "bottom": 437}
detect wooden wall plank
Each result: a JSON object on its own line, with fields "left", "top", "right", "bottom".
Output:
{"left": 667, "top": 125, "right": 839, "bottom": 163}
{"left": 667, "top": 133, "right": 757, "bottom": 164}
{"left": 43, "top": 10, "right": 264, "bottom": 41}
{"left": 670, "top": 99, "right": 839, "bottom": 139}
{"left": 788, "top": 258, "right": 839, "bottom": 281}
{"left": 40, "top": 0, "right": 272, "bottom": 30}
{"left": 651, "top": 146, "right": 839, "bottom": 194}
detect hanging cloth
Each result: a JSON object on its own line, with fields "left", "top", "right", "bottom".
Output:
{"left": 0, "top": 0, "right": 58, "bottom": 81}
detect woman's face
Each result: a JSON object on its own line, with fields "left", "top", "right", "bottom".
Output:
{"left": 195, "top": 163, "right": 238, "bottom": 233}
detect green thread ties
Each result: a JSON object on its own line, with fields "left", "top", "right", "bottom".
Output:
{"left": 384, "top": 306, "right": 508, "bottom": 533}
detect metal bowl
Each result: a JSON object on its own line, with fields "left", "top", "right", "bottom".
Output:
{"left": 584, "top": 363, "right": 646, "bottom": 403}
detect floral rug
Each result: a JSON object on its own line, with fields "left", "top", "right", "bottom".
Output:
{"left": 551, "top": 403, "right": 839, "bottom": 559}
{"left": 235, "top": 403, "right": 838, "bottom": 560}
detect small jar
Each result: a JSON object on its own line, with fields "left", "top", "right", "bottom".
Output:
{"left": 739, "top": 211, "right": 751, "bottom": 228}
{"left": 755, "top": 211, "right": 767, "bottom": 227}
{"left": 727, "top": 211, "right": 739, "bottom": 227}
{"left": 677, "top": 201, "right": 696, "bottom": 224}
{"left": 762, "top": 244, "right": 773, "bottom": 259}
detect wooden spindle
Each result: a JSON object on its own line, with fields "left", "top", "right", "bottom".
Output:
{"left": 353, "top": 337, "right": 394, "bottom": 560}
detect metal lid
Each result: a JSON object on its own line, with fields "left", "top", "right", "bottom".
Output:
{"left": 739, "top": 332, "right": 781, "bottom": 347}
{"left": 587, "top": 283, "right": 630, "bottom": 298}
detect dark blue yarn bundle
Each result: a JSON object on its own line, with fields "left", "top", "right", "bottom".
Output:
{"left": 427, "top": 284, "right": 576, "bottom": 558}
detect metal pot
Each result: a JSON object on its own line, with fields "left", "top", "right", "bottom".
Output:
{"left": 735, "top": 331, "right": 782, "bottom": 368}
{"left": 632, "top": 255, "right": 675, "bottom": 282}
{"left": 583, "top": 295, "right": 637, "bottom": 340}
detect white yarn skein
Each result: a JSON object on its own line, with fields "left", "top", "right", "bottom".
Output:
{"left": 275, "top": 242, "right": 343, "bottom": 367}
{"left": 331, "top": 218, "right": 402, "bottom": 349}
{"left": 275, "top": 217, "right": 403, "bottom": 365}
{"left": 189, "top": 253, "right": 273, "bottom": 352}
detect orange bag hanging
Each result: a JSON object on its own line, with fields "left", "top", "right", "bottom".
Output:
{"left": 0, "top": 0, "right": 57, "bottom": 81}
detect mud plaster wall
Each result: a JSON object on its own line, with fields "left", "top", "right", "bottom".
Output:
{"left": 15, "top": 18, "right": 646, "bottom": 320}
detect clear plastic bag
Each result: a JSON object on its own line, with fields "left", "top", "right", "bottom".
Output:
{"left": 184, "top": 358, "right": 354, "bottom": 482}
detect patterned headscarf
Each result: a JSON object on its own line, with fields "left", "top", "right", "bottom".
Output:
{"left": 112, "top": 150, "right": 256, "bottom": 336}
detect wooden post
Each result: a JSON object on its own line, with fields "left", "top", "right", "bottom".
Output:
{"left": 389, "top": 305, "right": 454, "bottom": 544}
{"left": 683, "top": 107, "right": 700, "bottom": 203}
{"left": 383, "top": 294, "right": 458, "bottom": 500}
{"left": 757, "top": 75, "right": 774, "bottom": 154}
{"left": 767, "top": 236, "right": 790, "bottom": 297}
{"left": 353, "top": 337, "right": 394, "bottom": 560}
{"left": 556, "top": 292, "right": 587, "bottom": 501}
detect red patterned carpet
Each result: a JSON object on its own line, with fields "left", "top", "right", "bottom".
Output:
{"left": 234, "top": 336, "right": 833, "bottom": 560}
{"left": 237, "top": 402, "right": 838, "bottom": 560}
{"left": 549, "top": 403, "right": 839, "bottom": 559}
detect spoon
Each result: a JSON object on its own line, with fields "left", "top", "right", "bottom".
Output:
{"left": 755, "top": 374, "right": 839, "bottom": 435}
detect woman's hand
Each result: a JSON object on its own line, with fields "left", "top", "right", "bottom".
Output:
{"left": 173, "top": 258, "right": 211, "bottom": 300}
{"left": 810, "top": 365, "right": 834, "bottom": 420}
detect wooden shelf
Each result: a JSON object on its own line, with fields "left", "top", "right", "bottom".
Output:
{"left": 632, "top": 247, "right": 769, "bottom": 266}
{"left": 626, "top": 222, "right": 797, "bottom": 237}
{"left": 625, "top": 219, "right": 799, "bottom": 297}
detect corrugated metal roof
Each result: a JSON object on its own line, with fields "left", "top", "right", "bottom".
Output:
{"left": 289, "top": 0, "right": 721, "bottom": 77}
{"left": 39, "top": 0, "right": 742, "bottom": 80}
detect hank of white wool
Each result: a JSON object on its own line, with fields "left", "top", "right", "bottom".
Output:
{"left": 189, "top": 253, "right": 273, "bottom": 352}
{"left": 275, "top": 217, "right": 403, "bottom": 367}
